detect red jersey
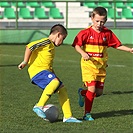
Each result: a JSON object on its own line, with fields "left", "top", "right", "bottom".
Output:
{"left": 72, "top": 26, "right": 122, "bottom": 82}
{"left": 72, "top": 26, "right": 121, "bottom": 52}
{"left": 72, "top": 26, "right": 122, "bottom": 70}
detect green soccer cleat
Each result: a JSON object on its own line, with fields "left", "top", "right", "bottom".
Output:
{"left": 83, "top": 113, "right": 94, "bottom": 121}
{"left": 78, "top": 88, "right": 84, "bottom": 107}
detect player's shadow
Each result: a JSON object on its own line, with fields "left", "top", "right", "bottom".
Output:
{"left": 53, "top": 119, "right": 63, "bottom": 123}
{"left": 56, "top": 109, "right": 133, "bottom": 122}
{"left": 93, "top": 109, "right": 133, "bottom": 119}
{"left": 0, "top": 64, "right": 18, "bottom": 67}
{"left": 56, "top": 118, "right": 83, "bottom": 123}
{"left": 111, "top": 91, "right": 133, "bottom": 94}
{"left": 103, "top": 90, "right": 133, "bottom": 95}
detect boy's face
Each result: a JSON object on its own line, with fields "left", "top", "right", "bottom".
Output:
{"left": 54, "top": 33, "right": 67, "bottom": 46}
{"left": 91, "top": 14, "right": 107, "bottom": 31}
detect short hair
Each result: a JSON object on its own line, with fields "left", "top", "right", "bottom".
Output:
{"left": 91, "top": 7, "right": 107, "bottom": 21}
{"left": 49, "top": 24, "right": 67, "bottom": 35}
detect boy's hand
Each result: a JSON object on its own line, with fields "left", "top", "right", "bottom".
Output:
{"left": 130, "top": 48, "right": 133, "bottom": 53}
{"left": 81, "top": 52, "right": 90, "bottom": 61}
{"left": 18, "top": 61, "right": 27, "bottom": 70}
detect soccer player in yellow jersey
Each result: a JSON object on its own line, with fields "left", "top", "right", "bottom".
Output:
{"left": 72, "top": 7, "right": 133, "bottom": 121}
{"left": 18, "top": 24, "right": 81, "bottom": 123}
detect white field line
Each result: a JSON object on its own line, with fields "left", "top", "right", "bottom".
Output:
{"left": 55, "top": 59, "right": 126, "bottom": 67}
{"left": 0, "top": 54, "right": 126, "bottom": 67}
{"left": 0, "top": 54, "right": 23, "bottom": 58}
{"left": 109, "top": 64, "right": 126, "bottom": 67}
{"left": 55, "top": 58, "right": 78, "bottom": 63}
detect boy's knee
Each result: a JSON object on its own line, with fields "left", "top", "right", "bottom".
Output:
{"left": 53, "top": 78, "right": 60, "bottom": 84}
{"left": 95, "top": 88, "right": 103, "bottom": 97}
{"left": 95, "top": 91, "right": 103, "bottom": 97}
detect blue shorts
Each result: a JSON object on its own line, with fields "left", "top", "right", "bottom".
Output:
{"left": 31, "top": 70, "right": 62, "bottom": 90}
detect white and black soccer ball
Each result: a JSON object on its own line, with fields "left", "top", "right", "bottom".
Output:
{"left": 43, "top": 104, "right": 59, "bottom": 123}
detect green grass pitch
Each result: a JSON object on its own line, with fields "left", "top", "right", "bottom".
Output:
{"left": 0, "top": 44, "right": 133, "bottom": 133}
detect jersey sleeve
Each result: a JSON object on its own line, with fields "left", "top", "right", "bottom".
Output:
{"left": 107, "top": 30, "right": 122, "bottom": 48}
{"left": 27, "top": 38, "right": 51, "bottom": 51}
{"left": 72, "top": 30, "right": 88, "bottom": 47}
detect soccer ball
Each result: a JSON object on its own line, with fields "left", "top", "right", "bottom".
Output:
{"left": 43, "top": 104, "right": 59, "bottom": 123}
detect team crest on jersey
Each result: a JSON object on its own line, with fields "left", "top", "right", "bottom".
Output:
{"left": 90, "top": 36, "right": 94, "bottom": 39}
{"left": 103, "top": 37, "right": 107, "bottom": 42}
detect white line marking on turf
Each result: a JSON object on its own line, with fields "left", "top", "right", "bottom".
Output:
{"left": 0, "top": 54, "right": 23, "bottom": 58}
{"left": 0, "top": 54, "right": 126, "bottom": 67}
{"left": 55, "top": 59, "right": 78, "bottom": 63}
{"left": 109, "top": 64, "right": 126, "bottom": 67}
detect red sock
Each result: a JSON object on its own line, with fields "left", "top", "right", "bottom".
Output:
{"left": 85, "top": 90, "right": 95, "bottom": 114}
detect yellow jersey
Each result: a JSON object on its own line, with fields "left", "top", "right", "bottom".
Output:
{"left": 27, "top": 38, "right": 55, "bottom": 79}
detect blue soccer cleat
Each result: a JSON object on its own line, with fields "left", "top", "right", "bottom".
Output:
{"left": 63, "top": 117, "right": 82, "bottom": 123}
{"left": 83, "top": 113, "right": 94, "bottom": 121}
{"left": 33, "top": 106, "right": 46, "bottom": 119}
{"left": 78, "top": 88, "right": 84, "bottom": 107}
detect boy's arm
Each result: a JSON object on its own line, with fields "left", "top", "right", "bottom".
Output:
{"left": 116, "top": 45, "right": 133, "bottom": 53}
{"left": 75, "top": 45, "right": 90, "bottom": 60}
{"left": 18, "top": 46, "right": 32, "bottom": 70}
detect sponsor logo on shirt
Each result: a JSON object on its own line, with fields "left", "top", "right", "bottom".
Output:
{"left": 88, "top": 52, "right": 103, "bottom": 58}
{"left": 103, "top": 37, "right": 107, "bottom": 42}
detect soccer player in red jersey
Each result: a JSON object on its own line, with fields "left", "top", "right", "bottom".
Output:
{"left": 72, "top": 7, "right": 133, "bottom": 121}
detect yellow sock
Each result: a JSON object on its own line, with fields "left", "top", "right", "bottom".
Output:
{"left": 36, "top": 79, "right": 60, "bottom": 107}
{"left": 58, "top": 87, "right": 72, "bottom": 118}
